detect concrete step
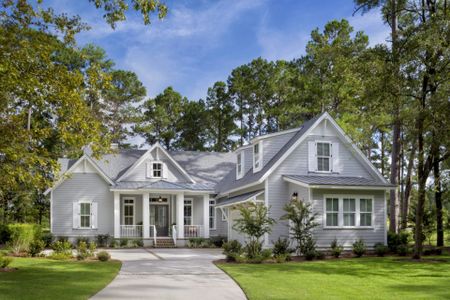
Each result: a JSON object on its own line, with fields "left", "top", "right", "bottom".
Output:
{"left": 155, "top": 239, "right": 176, "bottom": 248}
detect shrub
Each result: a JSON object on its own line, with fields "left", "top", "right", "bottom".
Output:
{"left": 50, "top": 240, "right": 72, "bottom": 259}
{"left": 88, "top": 241, "right": 96, "bottom": 255}
{"left": 0, "top": 255, "right": 13, "bottom": 268}
{"left": 96, "top": 234, "right": 111, "bottom": 247}
{"left": 330, "top": 238, "right": 343, "bottom": 258}
{"left": 245, "top": 240, "right": 263, "bottom": 259}
{"left": 352, "top": 239, "right": 366, "bottom": 257}
{"left": 29, "top": 240, "right": 45, "bottom": 257}
{"left": 272, "top": 238, "right": 294, "bottom": 258}
{"left": 56, "top": 236, "right": 69, "bottom": 242}
{"left": 75, "top": 237, "right": 90, "bottom": 246}
{"left": 397, "top": 244, "right": 409, "bottom": 256}
{"left": 76, "top": 241, "right": 89, "bottom": 260}
{"left": 97, "top": 251, "right": 111, "bottom": 262}
{"left": 188, "top": 237, "right": 206, "bottom": 248}
{"left": 0, "top": 224, "right": 11, "bottom": 244}
{"left": 275, "top": 253, "right": 290, "bottom": 263}
{"left": 8, "top": 224, "right": 40, "bottom": 255}
{"left": 131, "top": 239, "right": 144, "bottom": 247}
{"left": 120, "top": 238, "right": 129, "bottom": 247}
{"left": 388, "top": 231, "right": 409, "bottom": 253}
{"left": 210, "top": 236, "right": 227, "bottom": 248}
{"left": 374, "top": 243, "right": 388, "bottom": 257}
{"left": 110, "top": 239, "right": 119, "bottom": 248}
{"left": 222, "top": 240, "right": 243, "bottom": 262}
{"left": 247, "top": 248, "right": 272, "bottom": 264}
{"left": 315, "top": 251, "right": 325, "bottom": 260}
{"left": 302, "top": 236, "right": 317, "bottom": 261}
{"left": 423, "top": 247, "right": 442, "bottom": 256}
{"left": 41, "top": 232, "right": 54, "bottom": 247}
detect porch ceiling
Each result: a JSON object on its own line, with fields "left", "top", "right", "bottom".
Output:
{"left": 216, "top": 190, "right": 264, "bottom": 208}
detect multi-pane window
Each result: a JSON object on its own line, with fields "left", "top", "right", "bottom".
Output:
{"left": 360, "top": 198, "right": 373, "bottom": 226}
{"left": 123, "top": 199, "right": 134, "bottom": 225}
{"left": 237, "top": 153, "right": 243, "bottom": 178}
{"left": 317, "top": 142, "right": 331, "bottom": 171}
{"left": 253, "top": 142, "right": 262, "bottom": 171}
{"left": 326, "top": 197, "right": 339, "bottom": 226}
{"left": 184, "top": 199, "right": 193, "bottom": 225}
{"left": 209, "top": 200, "right": 216, "bottom": 229}
{"left": 80, "top": 203, "right": 91, "bottom": 228}
{"left": 153, "top": 163, "right": 162, "bottom": 178}
{"left": 343, "top": 198, "right": 356, "bottom": 226}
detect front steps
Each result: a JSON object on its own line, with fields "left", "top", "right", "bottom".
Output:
{"left": 155, "top": 238, "right": 176, "bottom": 248}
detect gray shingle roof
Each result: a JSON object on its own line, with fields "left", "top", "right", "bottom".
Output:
{"left": 215, "top": 114, "right": 323, "bottom": 195}
{"left": 284, "top": 175, "right": 395, "bottom": 187}
{"left": 216, "top": 190, "right": 264, "bottom": 207}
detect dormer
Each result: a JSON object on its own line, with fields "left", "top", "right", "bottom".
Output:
{"left": 146, "top": 160, "right": 168, "bottom": 179}
{"left": 253, "top": 140, "right": 263, "bottom": 173}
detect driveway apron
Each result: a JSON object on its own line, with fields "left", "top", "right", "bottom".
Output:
{"left": 91, "top": 248, "right": 246, "bottom": 300}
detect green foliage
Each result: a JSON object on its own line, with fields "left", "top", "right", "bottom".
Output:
{"left": 28, "top": 240, "right": 45, "bottom": 257}
{"left": 187, "top": 238, "right": 211, "bottom": 248}
{"left": 97, "top": 251, "right": 111, "bottom": 262}
{"left": 397, "top": 244, "right": 409, "bottom": 256}
{"left": 374, "top": 243, "right": 388, "bottom": 257}
{"left": 245, "top": 240, "right": 263, "bottom": 260}
{"left": 0, "top": 255, "right": 13, "bottom": 268}
{"left": 76, "top": 237, "right": 90, "bottom": 246}
{"left": 302, "top": 236, "right": 317, "bottom": 260}
{"left": 387, "top": 231, "right": 409, "bottom": 253}
{"left": 272, "top": 238, "right": 294, "bottom": 261}
{"left": 330, "top": 238, "right": 343, "bottom": 258}
{"left": 233, "top": 202, "right": 276, "bottom": 242}
{"left": 210, "top": 236, "right": 227, "bottom": 248}
{"left": 7, "top": 224, "right": 40, "bottom": 255}
{"left": 281, "top": 199, "right": 318, "bottom": 255}
{"left": 352, "top": 239, "right": 366, "bottom": 257}
{"left": 119, "top": 238, "right": 129, "bottom": 247}
{"left": 50, "top": 240, "right": 72, "bottom": 259}
{"left": 96, "top": 234, "right": 111, "bottom": 247}
{"left": 131, "top": 239, "right": 144, "bottom": 247}
{"left": 0, "top": 224, "right": 11, "bottom": 244}
{"left": 222, "top": 240, "right": 243, "bottom": 262}
{"left": 77, "top": 241, "right": 90, "bottom": 260}
{"left": 41, "top": 232, "right": 54, "bottom": 247}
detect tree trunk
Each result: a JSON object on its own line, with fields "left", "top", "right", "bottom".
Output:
{"left": 401, "top": 145, "right": 416, "bottom": 230}
{"left": 433, "top": 153, "right": 443, "bottom": 247}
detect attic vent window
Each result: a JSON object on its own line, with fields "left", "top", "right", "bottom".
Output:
{"left": 236, "top": 152, "right": 244, "bottom": 179}
{"left": 153, "top": 163, "right": 162, "bottom": 178}
{"left": 253, "top": 142, "right": 263, "bottom": 172}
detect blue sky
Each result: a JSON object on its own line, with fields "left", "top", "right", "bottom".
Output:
{"left": 49, "top": 0, "right": 390, "bottom": 100}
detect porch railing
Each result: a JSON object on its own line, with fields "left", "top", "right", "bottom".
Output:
{"left": 149, "top": 225, "right": 157, "bottom": 246}
{"left": 184, "top": 225, "right": 204, "bottom": 238}
{"left": 120, "top": 225, "right": 142, "bottom": 238}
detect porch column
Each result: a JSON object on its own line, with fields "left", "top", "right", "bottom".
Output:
{"left": 142, "top": 192, "right": 150, "bottom": 239}
{"left": 203, "top": 194, "right": 210, "bottom": 238}
{"left": 113, "top": 192, "right": 120, "bottom": 238}
{"left": 176, "top": 193, "right": 184, "bottom": 239}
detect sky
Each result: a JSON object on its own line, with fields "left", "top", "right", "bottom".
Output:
{"left": 46, "top": 0, "right": 390, "bottom": 101}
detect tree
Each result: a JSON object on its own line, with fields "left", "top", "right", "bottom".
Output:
{"left": 281, "top": 199, "right": 319, "bottom": 255}
{"left": 102, "top": 70, "right": 146, "bottom": 145}
{"left": 205, "top": 82, "right": 237, "bottom": 152}
{"left": 174, "top": 100, "right": 208, "bottom": 151}
{"left": 135, "top": 87, "right": 185, "bottom": 150}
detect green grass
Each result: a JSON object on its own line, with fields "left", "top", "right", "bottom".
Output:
{"left": 0, "top": 257, "right": 121, "bottom": 300}
{"left": 218, "top": 255, "right": 450, "bottom": 300}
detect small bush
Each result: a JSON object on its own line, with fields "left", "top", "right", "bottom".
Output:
{"left": 41, "top": 232, "right": 54, "bottom": 247}
{"left": 374, "top": 243, "right": 388, "bottom": 257}
{"left": 210, "top": 236, "right": 227, "bottom": 248}
{"left": 188, "top": 237, "right": 206, "bottom": 248}
{"left": 272, "top": 238, "right": 294, "bottom": 258}
{"left": 0, "top": 255, "right": 13, "bottom": 268}
{"left": 222, "top": 240, "right": 243, "bottom": 262}
{"left": 96, "top": 234, "right": 111, "bottom": 247}
{"left": 423, "top": 247, "right": 442, "bottom": 256}
{"left": 29, "top": 240, "right": 45, "bottom": 257}
{"left": 275, "top": 253, "right": 290, "bottom": 263}
{"left": 7, "top": 224, "right": 39, "bottom": 255}
{"left": 397, "top": 244, "right": 409, "bottom": 256}
{"left": 51, "top": 240, "right": 72, "bottom": 259}
{"left": 110, "top": 239, "right": 119, "bottom": 248}
{"left": 75, "top": 237, "right": 90, "bottom": 246}
{"left": 131, "top": 239, "right": 144, "bottom": 248}
{"left": 330, "top": 238, "right": 343, "bottom": 258}
{"left": 302, "top": 236, "right": 317, "bottom": 260}
{"left": 76, "top": 241, "right": 89, "bottom": 260}
{"left": 97, "top": 251, "right": 111, "bottom": 262}
{"left": 315, "top": 251, "right": 325, "bottom": 260}
{"left": 120, "top": 238, "right": 129, "bottom": 247}
{"left": 56, "top": 236, "right": 69, "bottom": 243}
{"left": 352, "top": 239, "right": 366, "bottom": 257}
{"left": 388, "top": 231, "right": 409, "bottom": 253}
{"left": 48, "top": 252, "right": 72, "bottom": 260}
{"left": 88, "top": 241, "right": 96, "bottom": 254}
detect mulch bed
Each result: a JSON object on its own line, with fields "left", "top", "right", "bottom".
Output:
{"left": 0, "top": 267, "right": 17, "bottom": 272}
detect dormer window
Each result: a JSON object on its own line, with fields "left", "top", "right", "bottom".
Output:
{"left": 317, "top": 142, "right": 331, "bottom": 172}
{"left": 236, "top": 152, "right": 244, "bottom": 179}
{"left": 146, "top": 161, "right": 164, "bottom": 178}
{"left": 253, "top": 142, "right": 263, "bottom": 172}
{"left": 153, "top": 162, "right": 162, "bottom": 177}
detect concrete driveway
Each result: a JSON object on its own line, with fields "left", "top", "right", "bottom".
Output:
{"left": 91, "top": 248, "right": 246, "bottom": 300}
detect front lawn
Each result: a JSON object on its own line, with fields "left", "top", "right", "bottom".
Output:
{"left": 0, "top": 257, "right": 121, "bottom": 300}
{"left": 218, "top": 255, "right": 450, "bottom": 300}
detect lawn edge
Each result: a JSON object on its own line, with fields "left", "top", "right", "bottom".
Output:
{"left": 214, "top": 261, "right": 250, "bottom": 300}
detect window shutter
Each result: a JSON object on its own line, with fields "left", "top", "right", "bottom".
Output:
{"left": 332, "top": 142, "right": 340, "bottom": 173}
{"left": 308, "top": 141, "right": 317, "bottom": 172}
{"left": 91, "top": 202, "right": 98, "bottom": 229}
{"left": 73, "top": 202, "right": 80, "bottom": 229}
{"left": 146, "top": 162, "right": 153, "bottom": 178}
{"left": 162, "top": 162, "right": 168, "bottom": 178}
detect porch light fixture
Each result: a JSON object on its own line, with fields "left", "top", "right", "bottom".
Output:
{"left": 291, "top": 192, "right": 298, "bottom": 201}
{"left": 158, "top": 196, "right": 163, "bottom": 202}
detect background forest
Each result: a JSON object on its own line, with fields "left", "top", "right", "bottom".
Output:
{"left": 0, "top": 0, "right": 449, "bottom": 258}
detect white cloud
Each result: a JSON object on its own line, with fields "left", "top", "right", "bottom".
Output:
{"left": 349, "top": 9, "right": 390, "bottom": 46}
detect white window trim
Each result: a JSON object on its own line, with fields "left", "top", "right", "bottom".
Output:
{"left": 236, "top": 152, "right": 244, "bottom": 179}
{"left": 253, "top": 141, "right": 263, "bottom": 172}
{"left": 184, "top": 198, "right": 193, "bottom": 225}
{"left": 79, "top": 201, "right": 92, "bottom": 229}
{"left": 147, "top": 160, "right": 164, "bottom": 179}
{"left": 316, "top": 141, "right": 333, "bottom": 173}
{"left": 323, "top": 194, "right": 374, "bottom": 229}
{"left": 209, "top": 200, "right": 216, "bottom": 230}
{"left": 122, "top": 197, "right": 135, "bottom": 225}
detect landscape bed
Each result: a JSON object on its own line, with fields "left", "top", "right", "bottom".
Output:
{"left": 217, "top": 255, "right": 450, "bottom": 300}
{"left": 0, "top": 257, "right": 121, "bottom": 300}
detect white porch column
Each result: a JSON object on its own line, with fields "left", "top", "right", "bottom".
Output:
{"left": 203, "top": 194, "right": 210, "bottom": 238}
{"left": 176, "top": 193, "right": 184, "bottom": 239}
{"left": 142, "top": 192, "right": 150, "bottom": 239}
{"left": 113, "top": 192, "right": 120, "bottom": 238}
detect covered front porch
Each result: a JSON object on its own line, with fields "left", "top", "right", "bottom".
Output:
{"left": 111, "top": 190, "right": 211, "bottom": 245}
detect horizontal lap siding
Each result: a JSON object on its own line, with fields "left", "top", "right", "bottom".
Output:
{"left": 52, "top": 173, "right": 113, "bottom": 237}
{"left": 311, "top": 189, "right": 386, "bottom": 247}
{"left": 214, "top": 208, "right": 227, "bottom": 237}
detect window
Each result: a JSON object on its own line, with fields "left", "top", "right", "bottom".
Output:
{"left": 80, "top": 203, "right": 91, "bottom": 228}
{"left": 360, "top": 198, "right": 373, "bottom": 226}
{"left": 253, "top": 142, "right": 262, "bottom": 171}
{"left": 236, "top": 152, "right": 243, "bottom": 178}
{"left": 184, "top": 199, "right": 193, "bottom": 225}
{"left": 123, "top": 199, "right": 134, "bottom": 225}
{"left": 153, "top": 162, "right": 162, "bottom": 178}
{"left": 343, "top": 198, "right": 356, "bottom": 226}
{"left": 209, "top": 200, "right": 216, "bottom": 229}
{"left": 317, "top": 142, "right": 331, "bottom": 172}
{"left": 326, "top": 197, "right": 339, "bottom": 226}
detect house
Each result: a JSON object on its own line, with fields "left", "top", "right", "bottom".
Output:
{"left": 45, "top": 112, "right": 395, "bottom": 247}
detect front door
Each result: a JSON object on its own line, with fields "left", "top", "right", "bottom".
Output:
{"left": 150, "top": 205, "right": 169, "bottom": 236}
